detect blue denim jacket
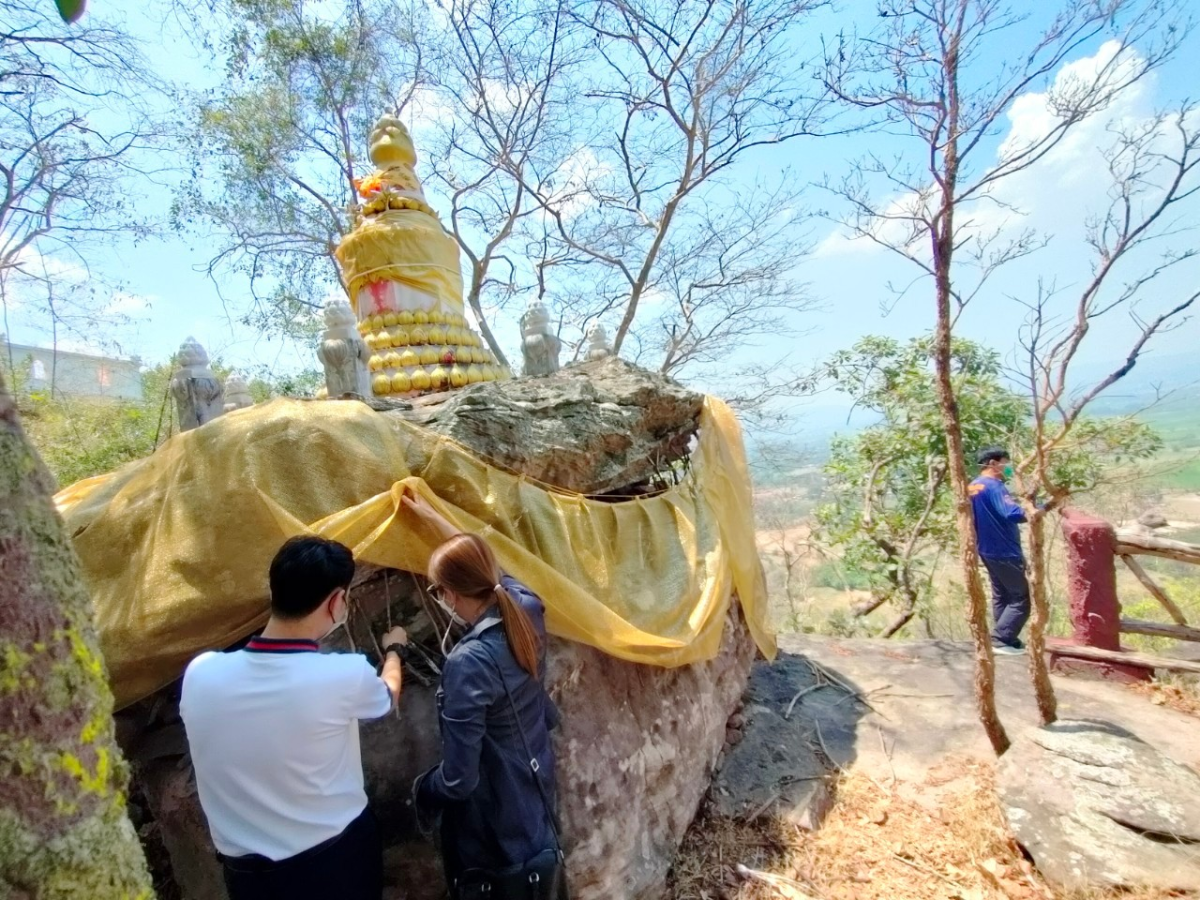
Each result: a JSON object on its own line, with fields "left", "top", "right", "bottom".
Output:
{"left": 415, "top": 575, "right": 559, "bottom": 874}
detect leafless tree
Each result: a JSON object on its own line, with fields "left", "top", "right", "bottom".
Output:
{"left": 821, "top": 0, "right": 1184, "bottom": 754}
{"left": 1015, "top": 104, "right": 1199, "bottom": 721}
{"left": 497, "top": 0, "right": 830, "bottom": 397}
{"left": 1, "top": 0, "right": 155, "bottom": 339}
{"left": 416, "top": 0, "right": 579, "bottom": 366}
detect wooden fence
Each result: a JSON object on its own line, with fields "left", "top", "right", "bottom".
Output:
{"left": 1049, "top": 520, "right": 1200, "bottom": 677}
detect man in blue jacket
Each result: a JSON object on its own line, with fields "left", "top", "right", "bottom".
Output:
{"left": 969, "top": 446, "right": 1030, "bottom": 655}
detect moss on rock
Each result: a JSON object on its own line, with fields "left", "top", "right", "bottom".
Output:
{"left": 0, "top": 372, "right": 154, "bottom": 898}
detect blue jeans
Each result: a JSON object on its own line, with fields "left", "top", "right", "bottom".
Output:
{"left": 982, "top": 557, "right": 1031, "bottom": 646}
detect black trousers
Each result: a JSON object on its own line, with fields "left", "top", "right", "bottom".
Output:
{"left": 221, "top": 806, "right": 382, "bottom": 900}
{"left": 982, "top": 556, "right": 1031, "bottom": 646}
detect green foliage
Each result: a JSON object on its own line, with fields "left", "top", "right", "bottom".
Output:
{"left": 1120, "top": 576, "right": 1200, "bottom": 654}
{"left": 809, "top": 559, "right": 874, "bottom": 591}
{"left": 1033, "top": 414, "right": 1163, "bottom": 500}
{"left": 174, "top": 0, "right": 418, "bottom": 337}
{"left": 815, "top": 335, "right": 1030, "bottom": 629}
{"left": 17, "top": 392, "right": 163, "bottom": 488}
{"left": 5, "top": 355, "right": 321, "bottom": 488}
{"left": 815, "top": 333, "right": 1167, "bottom": 633}
{"left": 816, "top": 607, "right": 872, "bottom": 639}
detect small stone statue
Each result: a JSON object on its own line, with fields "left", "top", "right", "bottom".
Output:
{"left": 223, "top": 372, "right": 254, "bottom": 412}
{"left": 585, "top": 322, "right": 613, "bottom": 361}
{"left": 520, "top": 299, "right": 561, "bottom": 377}
{"left": 317, "top": 298, "right": 372, "bottom": 399}
{"left": 170, "top": 337, "right": 224, "bottom": 432}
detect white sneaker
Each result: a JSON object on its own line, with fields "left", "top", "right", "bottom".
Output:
{"left": 992, "top": 642, "right": 1026, "bottom": 656}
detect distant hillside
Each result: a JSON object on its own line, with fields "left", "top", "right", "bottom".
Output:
{"left": 746, "top": 351, "right": 1199, "bottom": 489}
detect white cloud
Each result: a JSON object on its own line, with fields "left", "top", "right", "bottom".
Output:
{"left": 1, "top": 245, "right": 88, "bottom": 309}
{"left": 813, "top": 43, "right": 1157, "bottom": 265}
{"left": 998, "top": 41, "right": 1149, "bottom": 165}
{"left": 813, "top": 185, "right": 936, "bottom": 260}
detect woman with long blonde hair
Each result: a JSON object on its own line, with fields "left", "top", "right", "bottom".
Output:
{"left": 401, "top": 493, "right": 563, "bottom": 900}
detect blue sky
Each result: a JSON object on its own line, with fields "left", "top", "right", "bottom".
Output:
{"left": 7, "top": 0, "right": 1198, "bottom": 437}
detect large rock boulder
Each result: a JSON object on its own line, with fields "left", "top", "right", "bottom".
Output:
{"left": 125, "top": 604, "right": 753, "bottom": 900}
{"left": 378, "top": 357, "right": 703, "bottom": 496}
{"left": 997, "top": 719, "right": 1200, "bottom": 892}
{"left": 118, "top": 360, "right": 753, "bottom": 900}
{"left": 708, "top": 649, "right": 839, "bottom": 830}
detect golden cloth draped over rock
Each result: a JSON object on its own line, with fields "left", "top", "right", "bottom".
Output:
{"left": 56, "top": 397, "right": 774, "bottom": 709}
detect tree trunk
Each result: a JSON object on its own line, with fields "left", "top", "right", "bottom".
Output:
{"left": 1025, "top": 513, "right": 1057, "bottom": 724}
{"left": 928, "top": 17, "right": 1009, "bottom": 758}
{"left": 0, "top": 370, "right": 154, "bottom": 898}
{"left": 931, "top": 314, "right": 1009, "bottom": 755}
{"left": 466, "top": 274, "right": 511, "bottom": 370}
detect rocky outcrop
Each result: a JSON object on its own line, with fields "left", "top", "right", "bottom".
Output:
{"left": 553, "top": 607, "right": 755, "bottom": 899}
{"left": 707, "top": 646, "right": 845, "bottom": 831}
{"left": 123, "top": 590, "right": 753, "bottom": 900}
{"left": 997, "top": 719, "right": 1200, "bottom": 892}
{"left": 118, "top": 360, "right": 753, "bottom": 900}
{"left": 378, "top": 357, "right": 703, "bottom": 495}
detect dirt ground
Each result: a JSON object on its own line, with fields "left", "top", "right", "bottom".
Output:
{"left": 668, "top": 765, "right": 1183, "bottom": 900}
{"left": 667, "top": 634, "right": 1200, "bottom": 900}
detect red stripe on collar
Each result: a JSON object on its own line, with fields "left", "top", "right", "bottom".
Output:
{"left": 246, "top": 637, "right": 319, "bottom": 653}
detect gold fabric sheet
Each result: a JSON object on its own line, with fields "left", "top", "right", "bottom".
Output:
{"left": 335, "top": 209, "right": 466, "bottom": 304}
{"left": 55, "top": 397, "right": 775, "bottom": 710}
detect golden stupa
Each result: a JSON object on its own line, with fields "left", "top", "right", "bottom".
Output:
{"left": 335, "top": 112, "right": 510, "bottom": 397}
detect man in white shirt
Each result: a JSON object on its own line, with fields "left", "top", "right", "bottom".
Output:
{"left": 181, "top": 536, "right": 408, "bottom": 900}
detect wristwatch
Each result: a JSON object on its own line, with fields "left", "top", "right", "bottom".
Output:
{"left": 385, "top": 643, "right": 411, "bottom": 662}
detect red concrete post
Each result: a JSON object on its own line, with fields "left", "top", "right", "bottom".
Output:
{"left": 1060, "top": 508, "right": 1121, "bottom": 649}
{"left": 1054, "top": 508, "right": 1149, "bottom": 682}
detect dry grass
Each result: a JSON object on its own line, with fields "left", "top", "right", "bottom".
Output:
{"left": 1127, "top": 679, "right": 1200, "bottom": 718}
{"left": 667, "top": 762, "right": 1186, "bottom": 900}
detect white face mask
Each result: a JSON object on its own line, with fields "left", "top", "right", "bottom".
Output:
{"left": 433, "top": 587, "right": 468, "bottom": 628}
{"left": 436, "top": 591, "right": 468, "bottom": 655}
{"left": 438, "top": 598, "right": 468, "bottom": 629}
{"left": 322, "top": 591, "right": 349, "bottom": 640}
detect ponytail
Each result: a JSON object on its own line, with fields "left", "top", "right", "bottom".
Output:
{"left": 495, "top": 583, "right": 541, "bottom": 678}
{"left": 429, "top": 532, "right": 542, "bottom": 677}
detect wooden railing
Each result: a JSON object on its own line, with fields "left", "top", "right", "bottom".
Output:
{"left": 1115, "top": 530, "right": 1199, "bottom": 642}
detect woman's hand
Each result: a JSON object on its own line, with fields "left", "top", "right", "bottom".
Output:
{"left": 382, "top": 626, "right": 409, "bottom": 648}
{"left": 402, "top": 492, "right": 461, "bottom": 543}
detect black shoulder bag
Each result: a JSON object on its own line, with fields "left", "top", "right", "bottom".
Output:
{"left": 453, "top": 644, "right": 567, "bottom": 900}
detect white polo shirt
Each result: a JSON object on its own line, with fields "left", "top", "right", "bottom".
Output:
{"left": 180, "top": 636, "right": 392, "bottom": 861}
